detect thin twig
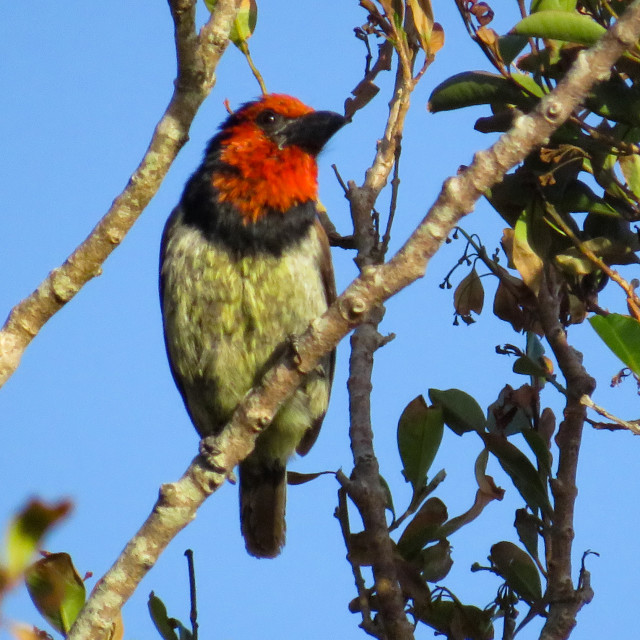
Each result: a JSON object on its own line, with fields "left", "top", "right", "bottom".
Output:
{"left": 381, "top": 136, "right": 402, "bottom": 255}
{"left": 545, "top": 206, "right": 640, "bottom": 320}
{"left": 354, "top": 27, "right": 374, "bottom": 76}
{"left": 332, "top": 164, "right": 350, "bottom": 195}
{"left": 573, "top": 115, "right": 640, "bottom": 156}
{"left": 581, "top": 394, "right": 640, "bottom": 434}
{"left": 239, "top": 43, "right": 267, "bottom": 95}
{"left": 184, "top": 550, "right": 199, "bottom": 640}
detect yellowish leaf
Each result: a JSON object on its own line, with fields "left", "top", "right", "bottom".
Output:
{"left": 5, "top": 499, "right": 71, "bottom": 581}
{"left": 407, "top": 0, "right": 443, "bottom": 56}
{"left": 513, "top": 210, "right": 545, "bottom": 295}
{"left": 25, "top": 553, "right": 86, "bottom": 634}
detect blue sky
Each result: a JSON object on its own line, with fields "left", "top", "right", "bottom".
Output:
{"left": 1, "top": 2, "right": 639, "bottom": 639}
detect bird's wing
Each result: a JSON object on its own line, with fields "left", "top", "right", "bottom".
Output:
{"left": 296, "top": 215, "right": 336, "bottom": 456}
{"left": 158, "top": 205, "right": 193, "bottom": 410}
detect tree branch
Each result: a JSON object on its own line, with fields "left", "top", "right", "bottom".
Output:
{"left": 335, "top": 485, "right": 381, "bottom": 638}
{"left": 537, "top": 271, "right": 596, "bottom": 640}
{"left": 581, "top": 394, "right": 640, "bottom": 435}
{"left": 340, "top": 57, "right": 416, "bottom": 639}
{"left": 65, "top": 3, "right": 640, "bottom": 638}
{"left": 0, "top": 0, "right": 239, "bottom": 389}
{"left": 66, "top": 455, "right": 222, "bottom": 640}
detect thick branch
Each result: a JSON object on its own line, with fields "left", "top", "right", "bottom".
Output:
{"left": 0, "top": 0, "right": 239, "bottom": 389}
{"left": 65, "top": 4, "right": 640, "bottom": 638}
{"left": 344, "top": 313, "right": 416, "bottom": 640}
{"left": 335, "top": 485, "right": 379, "bottom": 637}
{"left": 338, "top": 54, "right": 417, "bottom": 638}
{"left": 537, "top": 272, "right": 596, "bottom": 640}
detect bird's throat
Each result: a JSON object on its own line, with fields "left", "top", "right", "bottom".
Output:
{"left": 212, "top": 125, "right": 319, "bottom": 224}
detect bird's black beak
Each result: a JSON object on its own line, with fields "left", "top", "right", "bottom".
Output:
{"left": 278, "top": 111, "right": 347, "bottom": 155}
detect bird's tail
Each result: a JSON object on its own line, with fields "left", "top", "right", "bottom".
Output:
{"left": 239, "top": 458, "right": 287, "bottom": 558}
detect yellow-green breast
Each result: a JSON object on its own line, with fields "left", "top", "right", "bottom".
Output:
{"left": 161, "top": 211, "right": 331, "bottom": 462}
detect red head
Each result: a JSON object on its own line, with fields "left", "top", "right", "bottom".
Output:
{"left": 211, "top": 94, "right": 345, "bottom": 224}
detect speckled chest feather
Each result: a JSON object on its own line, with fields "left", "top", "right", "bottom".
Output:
{"left": 160, "top": 207, "right": 332, "bottom": 459}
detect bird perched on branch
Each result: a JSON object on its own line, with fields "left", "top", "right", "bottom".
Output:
{"left": 160, "top": 94, "right": 346, "bottom": 558}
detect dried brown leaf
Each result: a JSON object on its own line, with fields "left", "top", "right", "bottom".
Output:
{"left": 454, "top": 268, "right": 485, "bottom": 320}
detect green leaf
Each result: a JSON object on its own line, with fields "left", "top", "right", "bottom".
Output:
{"left": 514, "top": 508, "right": 541, "bottom": 561}
{"left": 554, "top": 252, "right": 595, "bottom": 277}
{"left": 512, "top": 11, "right": 606, "bottom": 45}
{"left": 516, "top": 46, "right": 563, "bottom": 76}
{"left": 175, "top": 621, "right": 193, "bottom": 640}
{"left": 513, "top": 356, "right": 548, "bottom": 378}
{"left": 5, "top": 499, "right": 71, "bottom": 580}
{"left": 560, "top": 181, "right": 621, "bottom": 217}
{"left": 25, "top": 553, "right": 86, "bottom": 634}
{"left": 590, "top": 313, "right": 640, "bottom": 376}
{"left": 490, "top": 541, "right": 543, "bottom": 603}
{"left": 429, "top": 388, "right": 486, "bottom": 435}
{"left": 416, "top": 598, "right": 494, "bottom": 640}
{"left": 148, "top": 592, "right": 180, "bottom": 640}
{"left": 583, "top": 215, "right": 640, "bottom": 253}
{"left": 428, "top": 71, "right": 540, "bottom": 113}
{"left": 522, "top": 430, "right": 552, "bottom": 476}
{"left": 397, "top": 498, "right": 448, "bottom": 559}
{"left": 421, "top": 540, "right": 453, "bottom": 582}
{"left": 484, "top": 171, "right": 531, "bottom": 225}
{"left": 587, "top": 80, "right": 640, "bottom": 127}
{"left": 498, "top": 35, "right": 528, "bottom": 66}
{"left": 481, "top": 433, "right": 553, "bottom": 516}
{"left": 397, "top": 397, "right": 444, "bottom": 492}
{"left": 510, "top": 73, "right": 546, "bottom": 98}
{"left": 588, "top": 149, "right": 640, "bottom": 204}
{"left": 531, "top": 0, "right": 577, "bottom": 11}
{"left": 204, "top": 0, "right": 257, "bottom": 47}
{"left": 557, "top": 234, "right": 637, "bottom": 277}
{"left": 619, "top": 153, "right": 640, "bottom": 199}
{"left": 379, "top": 474, "right": 396, "bottom": 521}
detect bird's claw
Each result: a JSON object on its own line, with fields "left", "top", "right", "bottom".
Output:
{"left": 199, "top": 436, "right": 228, "bottom": 475}
{"left": 287, "top": 333, "right": 302, "bottom": 366}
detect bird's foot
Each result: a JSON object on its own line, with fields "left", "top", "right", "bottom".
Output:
{"left": 287, "top": 333, "right": 303, "bottom": 367}
{"left": 199, "top": 435, "right": 234, "bottom": 481}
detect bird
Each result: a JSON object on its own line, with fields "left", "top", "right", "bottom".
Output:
{"left": 160, "top": 94, "right": 346, "bottom": 558}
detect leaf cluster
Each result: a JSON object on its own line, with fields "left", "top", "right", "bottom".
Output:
{"left": 344, "top": 365, "right": 563, "bottom": 639}
{"left": 0, "top": 500, "right": 117, "bottom": 640}
{"left": 430, "top": 0, "right": 640, "bottom": 349}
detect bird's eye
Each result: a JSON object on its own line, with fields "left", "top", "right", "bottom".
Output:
{"left": 257, "top": 110, "right": 278, "bottom": 128}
